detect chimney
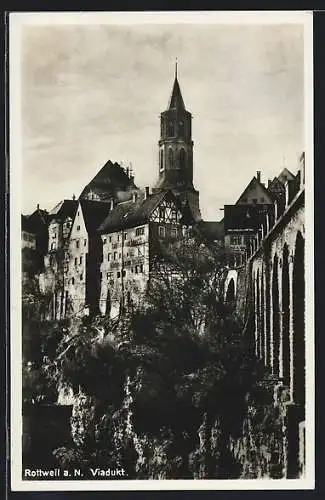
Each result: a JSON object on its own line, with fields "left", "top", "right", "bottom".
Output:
{"left": 110, "top": 198, "right": 114, "bottom": 210}
{"left": 132, "top": 191, "right": 138, "bottom": 203}
{"left": 268, "top": 179, "right": 272, "bottom": 188}
{"left": 72, "top": 194, "right": 76, "bottom": 200}
{"left": 144, "top": 186, "right": 150, "bottom": 200}
{"left": 256, "top": 171, "right": 261, "bottom": 183}
{"left": 37, "top": 203, "right": 39, "bottom": 210}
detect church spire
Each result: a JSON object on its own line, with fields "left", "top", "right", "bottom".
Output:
{"left": 168, "top": 60, "right": 185, "bottom": 111}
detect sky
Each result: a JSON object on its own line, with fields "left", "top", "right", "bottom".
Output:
{"left": 20, "top": 18, "right": 305, "bottom": 221}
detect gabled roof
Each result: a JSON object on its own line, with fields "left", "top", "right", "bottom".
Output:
{"left": 21, "top": 215, "right": 36, "bottom": 234}
{"left": 98, "top": 190, "right": 183, "bottom": 234}
{"left": 79, "top": 160, "right": 138, "bottom": 201}
{"left": 235, "top": 176, "right": 274, "bottom": 205}
{"left": 168, "top": 77, "right": 186, "bottom": 111}
{"left": 79, "top": 200, "right": 111, "bottom": 233}
{"left": 277, "top": 167, "right": 295, "bottom": 185}
{"left": 48, "top": 199, "right": 78, "bottom": 222}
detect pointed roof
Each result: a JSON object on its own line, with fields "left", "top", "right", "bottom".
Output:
{"left": 79, "top": 160, "right": 138, "bottom": 202}
{"left": 168, "top": 77, "right": 186, "bottom": 110}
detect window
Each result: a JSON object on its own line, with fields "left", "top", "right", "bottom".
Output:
{"left": 168, "top": 148, "right": 174, "bottom": 169}
{"left": 252, "top": 198, "right": 258, "bottom": 204}
{"left": 79, "top": 256, "right": 82, "bottom": 265}
{"left": 80, "top": 273, "right": 83, "bottom": 281}
{"left": 77, "top": 225, "right": 80, "bottom": 231}
{"left": 230, "top": 236, "right": 242, "bottom": 246}
{"left": 158, "top": 226, "right": 165, "bottom": 237}
{"left": 179, "top": 120, "right": 184, "bottom": 136}
{"left": 140, "top": 264, "right": 144, "bottom": 273}
{"left": 136, "top": 227, "right": 145, "bottom": 236}
{"left": 159, "top": 150, "right": 164, "bottom": 171}
{"left": 107, "top": 272, "right": 113, "bottom": 279}
{"left": 118, "top": 235, "right": 120, "bottom": 241}
{"left": 109, "top": 236, "right": 112, "bottom": 243}
{"left": 171, "top": 228, "right": 177, "bottom": 238}
{"left": 168, "top": 121, "right": 175, "bottom": 137}
{"left": 124, "top": 233, "right": 127, "bottom": 240}
{"left": 160, "top": 118, "right": 164, "bottom": 137}
{"left": 103, "top": 238, "right": 107, "bottom": 244}
{"left": 74, "top": 257, "right": 78, "bottom": 265}
{"left": 77, "top": 211, "right": 80, "bottom": 216}
{"left": 76, "top": 240, "right": 79, "bottom": 248}
{"left": 117, "top": 271, "right": 121, "bottom": 278}
{"left": 260, "top": 197, "right": 265, "bottom": 203}
{"left": 52, "top": 233, "right": 57, "bottom": 239}
{"left": 119, "top": 253, "right": 121, "bottom": 259}
{"left": 135, "top": 266, "right": 138, "bottom": 274}
{"left": 114, "top": 252, "right": 117, "bottom": 260}
{"left": 71, "top": 277, "right": 75, "bottom": 285}
{"left": 122, "top": 270, "right": 126, "bottom": 277}
{"left": 171, "top": 210, "right": 177, "bottom": 222}
{"left": 179, "top": 148, "right": 186, "bottom": 170}
{"left": 49, "top": 256, "right": 53, "bottom": 266}
{"left": 108, "top": 253, "right": 111, "bottom": 261}
{"left": 84, "top": 239, "right": 87, "bottom": 246}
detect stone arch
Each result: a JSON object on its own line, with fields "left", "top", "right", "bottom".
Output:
{"left": 260, "top": 267, "right": 265, "bottom": 363}
{"left": 282, "top": 244, "right": 290, "bottom": 386}
{"left": 168, "top": 148, "right": 174, "bottom": 169}
{"left": 179, "top": 148, "right": 186, "bottom": 170}
{"left": 272, "top": 254, "right": 280, "bottom": 376}
{"left": 225, "top": 278, "right": 235, "bottom": 304}
{"left": 293, "top": 231, "right": 305, "bottom": 412}
{"left": 256, "top": 268, "right": 260, "bottom": 359}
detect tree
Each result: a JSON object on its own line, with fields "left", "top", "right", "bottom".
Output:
{"left": 52, "top": 236, "right": 261, "bottom": 478}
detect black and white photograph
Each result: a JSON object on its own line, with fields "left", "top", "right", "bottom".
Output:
{"left": 10, "top": 11, "right": 314, "bottom": 491}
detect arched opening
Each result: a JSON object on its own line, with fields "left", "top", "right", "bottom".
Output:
{"left": 260, "top": 270, "right": 265, "bottom": 363}
{"left": 226, "top": 278, "right": 235, "bottom": 304}
{"left": 282, "top": 244, "right": 290, "bottom": 386}
{"left": 179, "top": 120, "right": 185, "bottom": 136}
{"left": 106, "top": 289, "right": 111, "bottom": 317}
{"left": 168, "top": 121, "right": 175, "bottom": 137}
{"left": 256, "top": 269, "right": 260, "bottom": 359}
{"left": 265, "top": 267, "right": 271, "bottom": 367}
{"left": 272, "top": 255, "right": 280, "bottom": 376}
{"left": 168, "top": 148, "right": 174, "bottom": 169}
{"left": 179, "top": 148, "right": 186, "bottom": 170}
{"left": 159, "top": 150, "right": 164, "bottom": 171}
{"left": 293, "top": 231, "right": 305, "bottom": 413}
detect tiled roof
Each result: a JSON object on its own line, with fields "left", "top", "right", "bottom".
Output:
{"left": 48, "top": 200, "right": 78, "bottom": 222}
{"left": 79, "top": 200, "right": 111, "bottom": 233}
{"left": 98, "top": 190, "right": 186, "bottom": 234}
{"left": 79, "top": 160, "right": 137, "bottom": 201}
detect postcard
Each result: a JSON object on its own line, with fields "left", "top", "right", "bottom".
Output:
{"left": 9, "top": 10, "right": 314, "bottom": 491}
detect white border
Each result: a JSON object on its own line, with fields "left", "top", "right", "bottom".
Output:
{"left": 10, "top": 10, "right": 314, "bottom": 491}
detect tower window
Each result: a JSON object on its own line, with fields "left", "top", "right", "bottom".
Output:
{"left": 179, "top": 120, "right": 184, "bottom": 136}
{"left": 160, "top": 118, "right": 164, "bottom": 137}
{"left": 168, "top": 121, "right": 175, "bottom": 137}
{"left": 168, "top": 148, "right": 174, "bottom": 169}
{"left": 159, "top": 150, "right": 164, "bottom": 172}
{"left": 179, "top": 148, "right": 186, "bottom": 170}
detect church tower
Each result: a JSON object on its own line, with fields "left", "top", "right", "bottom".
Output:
{"left": 154, "top": 62, "right": 201, "bottom": 221}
